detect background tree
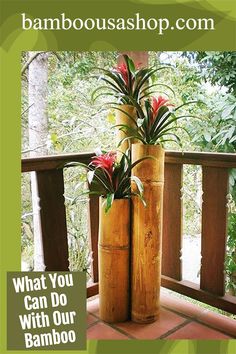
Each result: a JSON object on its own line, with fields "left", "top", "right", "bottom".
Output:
{"left": 195, "top": 52, "right": 236, "bottom": 95}
{"left": 25, "top": 52, "right": 49, "bottom": 270}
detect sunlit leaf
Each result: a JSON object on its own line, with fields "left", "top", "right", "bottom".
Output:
{"left": 87, "top": 170, "right": 95, "bottom": 184}
{"left": 107, "top": 111, "right": 116, "bottom": 124}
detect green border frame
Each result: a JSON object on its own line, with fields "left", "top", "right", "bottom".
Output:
{"left": 0, "top": 1, "right": 236, "bottom": 353}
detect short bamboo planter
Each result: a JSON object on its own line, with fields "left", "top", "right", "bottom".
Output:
{"left": 116, "top": 104, "right": 136, "bottom": 154}
{"left": 98, "top": 197, "right": 130, "bottom": 323}
{"left": 131, "top": 143, "right": 165, "bottom": 323}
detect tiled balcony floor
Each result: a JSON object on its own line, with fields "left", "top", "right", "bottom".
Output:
{"left": 87, "top": 290, "right": 236, "bottom": 340}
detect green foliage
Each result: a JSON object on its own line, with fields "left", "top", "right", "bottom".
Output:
{"left": 22, "top": 52, "right": 118, "bottom": 156}
{"left": 188, "top": 93, "right": 236, "bottom": 153}
{"left": 21, "top": 173, "right": 34, "bottom": 270}
{"left": 149, "top": 52, "right": 206, "bottom": 151}
{"left": 92, "top": 54, "right": 171, "bottom": 105}
{"left": 62, "top": 166, "right": 91, "bottom": 274}
{"left": 226, "top": 210, "right": 236, "bottom": 294}
{"left": 66, "top": 150, "right": 147, "bottom": 213}
{"left": 195, "top": 52, "right": 236, "bottom": 95}
{"left": 182, "top": 165, "right": 202, "bottom": 236}
{"left": 115, "top": 96, "right": 198, "bottom": 146}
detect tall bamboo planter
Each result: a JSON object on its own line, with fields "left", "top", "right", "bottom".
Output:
{"left": 131, "top": 143, "right": 165, "bottom": 323}
{"left": 116, "top": 104, "right": 136, "bottom": 154}
{"left": 98, "top": 197, "right": 130, "bottom": 323}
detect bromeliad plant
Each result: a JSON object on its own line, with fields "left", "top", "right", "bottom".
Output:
{"left": 69, "top": 149, "right": 148, "bottom": 212}
{"left": 92, "top": 54, "right": 172, "bottom": 105}
{"left": 115, "top": 95, "right": 198, "bottom": 147}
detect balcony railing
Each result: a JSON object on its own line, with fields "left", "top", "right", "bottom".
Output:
{"left": 21, "top": 150, "right": 236, "bottom": 314}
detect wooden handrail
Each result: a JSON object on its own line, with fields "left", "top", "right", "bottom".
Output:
{"left": 22, "top": 150, "right": 236, "bottom": 172}
{"left": 21, "top": 152, "right": 95, "bottom": 172}
{"left": 165, "top": 150, "right": 236, "bottom": 168}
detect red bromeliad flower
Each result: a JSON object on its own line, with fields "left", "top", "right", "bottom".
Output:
{"left": 91, "top": 152, "right": 117, "bottom": 179}
{"left": 149, "top": 96, "right": 175, "bottom": 126}
{"left": 115, "top": 62, "right": 129, "bottom": 85}
{"left": 152, "top": 96, "right": 174, "bottom": 116}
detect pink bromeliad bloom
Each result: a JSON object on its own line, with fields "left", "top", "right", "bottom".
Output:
{"left": 115, "top": 63, "right": 129, "bottom": 85}
{"left": 91, "top": 152, "right": 117, "bottom": 179}
{"left": 152, "top": 96, "right": 174, "bottom": 115}
{"left": 151, "top": 96, "right": 174, "bottom": 123}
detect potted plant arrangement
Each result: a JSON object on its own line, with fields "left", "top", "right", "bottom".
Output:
{"left": 92, "top": 54, "right": 172, "bottom": 153}
{"left": 116, "top": 95, "right": 197, "bottom": 323}
{"left": 70, "top": 54, "right": 197, "bottom": 325}
{"left": 69, "top": 149, "right": 147, "bottom": 323}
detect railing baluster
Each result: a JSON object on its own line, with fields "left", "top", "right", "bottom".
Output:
{"left": 36, "top": 169, "right": 69, "bottom": 271}
{"left": 200, "top": 166, "right": 228, "bottom": 296}
{"left": 162, "top": 163, "right": 183, "bottom": 280}
{"left": 88, "top": 195, "right": 99, "bottom": 283}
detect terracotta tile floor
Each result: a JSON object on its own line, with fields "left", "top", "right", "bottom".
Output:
{"left": 87, "top": 290, "right": 236, "bottom": 340}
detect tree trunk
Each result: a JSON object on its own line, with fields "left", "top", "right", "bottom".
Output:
{"left": 28, "top": 52, "right": 49, "bottom": 271}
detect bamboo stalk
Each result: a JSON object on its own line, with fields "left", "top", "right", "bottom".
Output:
{"left": 98, "top": 197, "right": 130, "bottom": 323}
{"left": 131, "top": 143, "right": 165, "bottom": 323}
{"left": 116, "top": 104, "right": 136, "bottom": 154}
